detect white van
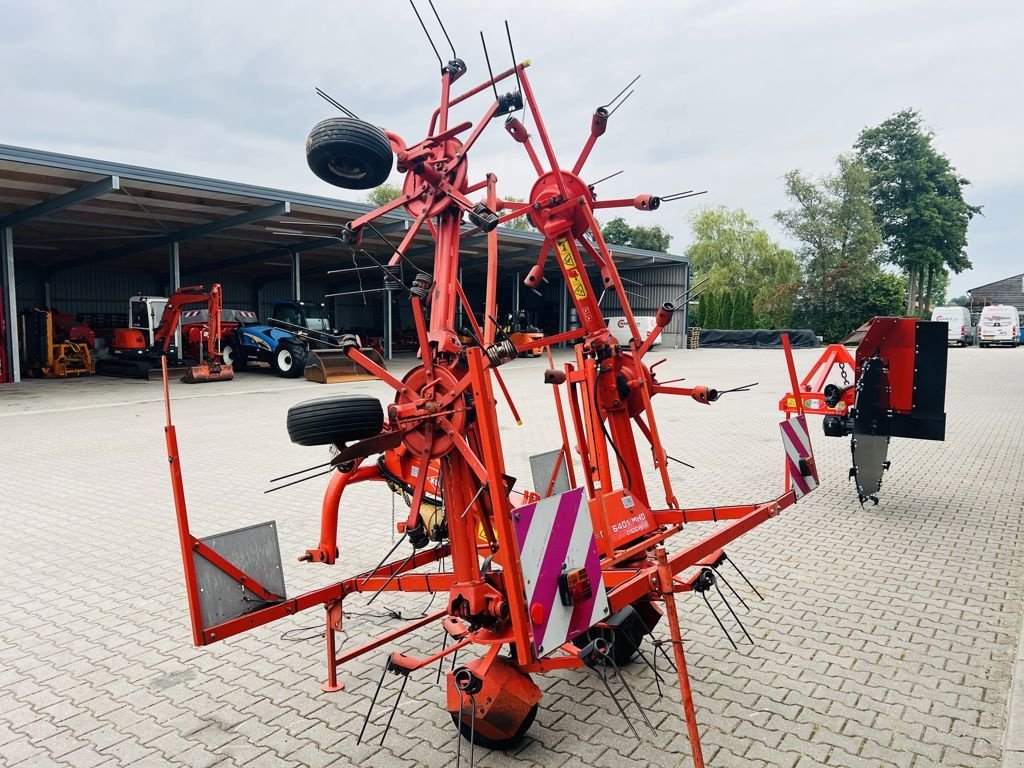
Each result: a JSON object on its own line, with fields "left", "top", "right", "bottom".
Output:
{"left": 978, "top": 304, "right": 1020, "bottom": 348}
{"left": 931, "top": 305, "right": 974, "bottom": 346}
{"left": 605, "top": 316, "right": 662, "bottom": 347}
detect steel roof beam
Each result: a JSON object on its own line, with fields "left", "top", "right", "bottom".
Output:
{"left": 0, "top": 175, "right": 120, "bottom": 228}
{"left": 181, "top": 236, "right": 338, "bottom": 277}
{"left": 56, "top": 201, "right": 290, "bottom": 272}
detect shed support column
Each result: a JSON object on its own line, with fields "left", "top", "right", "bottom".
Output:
{"left": 1, "top": 227, "right": 20, "bottom": 382}
{"left": 169, "top": 242, "right": 181, "bottom": 363}
{"left": 290, "top": 250, "right": 301, "bottom": 301}
{"left": 384, "top": 291, "right": 393, "bottom": 361}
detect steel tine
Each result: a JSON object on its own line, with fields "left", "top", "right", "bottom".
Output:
{"left": 367, "top": 549, "right": 417, "bottom": 605}
{"left": 701, "top": 589, "right": 737, "bottom": 650}
{"left": 728, "top": 557, "right": 764, "bottom": 600}
{"left": 468, "top": 692, "right": 477, "bottom": 768}
{"left": 380, "top": 670, "right": 410, "bottom": 746}
{"left": 455, "top": 688, "right": 465, "bottom": 768}
{"left": 711, "top": 574, "right": 754, "bottom": 645}
{"left": 360, "top": 532, "right": 408, "bottom": 587}
{"left": 436, "top": 629, "right": 449, "bottom": 685}
{"left": 651, "top": 639, "right": 677, "bottom": 672}
{"left": 711, "top": 566, "right": 749, "bottom": 611}
{"left": 357, "top": 660, "right": 390, "bottom": 744}
{"left": 607, "top": 656, "right": 656, "bottom": 735}
{"left": 596, "top": 660, "right": 640, "bottom": 741}
{"left": 615, "top": 628, "right": 665, "bottom": 689}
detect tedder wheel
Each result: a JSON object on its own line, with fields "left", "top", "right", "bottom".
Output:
{"left": 287, "top": 394, "right": 384, "bottom": 446}
{"left": 572, "top": 602, "right": 651, "bottom": 666}
{"left": 451, "top": 703, "right": 539, "bottom": 750}
{"left": 273, "top": 343, "right": 306, "bottom": 378}
{"left": 306, "top": 117, "right": 394, "bottom": 190}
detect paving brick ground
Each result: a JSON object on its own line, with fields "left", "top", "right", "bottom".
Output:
{"left": 1, "top": 345, "right": 1022, "bottom": 767}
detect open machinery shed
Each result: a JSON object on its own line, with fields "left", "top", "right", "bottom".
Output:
{"left": 0, "top": 143, "right": 689, "bottom": 383}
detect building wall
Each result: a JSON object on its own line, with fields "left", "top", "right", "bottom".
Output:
{"left": 601, "top": 262, "right": 688, "bottom": 348}
{"left": 969, "top": 274, "right": 1024, "bottom": 315}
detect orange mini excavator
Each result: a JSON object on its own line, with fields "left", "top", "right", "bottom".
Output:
{"left": 101, "top": 284, "right": 233, "bottom": 383}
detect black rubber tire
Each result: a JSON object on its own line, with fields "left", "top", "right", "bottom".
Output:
{"left": 306, "top": 118, "right": 394, "bottom": 190}
{"left": 287, "top": 395, "right": 384, "bottom": 446}
{"left": 221, "top": 339, "right": 246, "bottom": 371}
{"left": 273, "top": 342, "right": 306, "bottom": 378}
{"left": 572, "top": 607, "right": 647, "bottom": 667}
{"left": 451, "top": 703, "right": 538, "bottom": 750}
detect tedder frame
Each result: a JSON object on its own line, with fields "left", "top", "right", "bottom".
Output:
{"left": 162, "top": 18, "right": 824, "bottom": 767}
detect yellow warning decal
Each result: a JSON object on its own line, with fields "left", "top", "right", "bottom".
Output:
{"left": 556, "top": 238, "right": 576, "bottom": 268}
{"left": 556, "top": 238, "right": 588, "bottom": 299}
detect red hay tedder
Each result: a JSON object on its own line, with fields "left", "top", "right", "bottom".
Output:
{"left": 160, "top": 11, "right": 947, "bottom": 765}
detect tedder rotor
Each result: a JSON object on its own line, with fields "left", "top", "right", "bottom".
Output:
{"left": 158, "top": 10, "right": 943, "bottom": 766}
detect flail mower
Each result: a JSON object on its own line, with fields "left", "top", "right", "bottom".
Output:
{"left": 160, "top": 9, "right": 947, "bottom": 766}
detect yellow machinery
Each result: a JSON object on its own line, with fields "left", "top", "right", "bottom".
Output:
{"left": 23, "top": 309, "right": 93, "bottom": 378}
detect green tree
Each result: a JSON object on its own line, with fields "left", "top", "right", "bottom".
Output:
{"left": 949, "top": 294, "right": 969, "bottom": 307}
{"left": 686, "top": 207, "right": 800, "bottom": 327}
{"left": 719, "top": 291, "right": 735, "bottom": 330}
{"left": 501, "top": 195, "right": 535, "bottom": 232}
{"left": 600, "top": 217, "right": 672, "bottom": 252}
{"left": 854, "top": 109, "right": 981, "bottom": 315}
{"left": 365, "top": 183, "right": 402, "bottom": 208}
{"left": 776, "top": 154, "right": 896, "bottom": 337}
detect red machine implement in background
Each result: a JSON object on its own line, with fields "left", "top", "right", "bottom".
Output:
{"left": 158, "top": 10, "right": 940, "bottom": 767}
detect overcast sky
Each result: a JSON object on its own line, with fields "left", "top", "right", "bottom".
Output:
{"left": 2, "top": 1, "right": 1021, "bottom": 296}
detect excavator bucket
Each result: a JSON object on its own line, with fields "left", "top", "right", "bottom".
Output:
{"left": 304, "top": 348, "right": 385, "bottom": 384}
{"left": 182, "top": 362, "right": 234, "bottom": 384}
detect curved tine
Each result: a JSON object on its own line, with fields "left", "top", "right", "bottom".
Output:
{"left": 360, "top": 532, "right": 408, "bottom": 587}
{"left": 596, "top": 655, "right": 640, "bottom": 741}
{"left": 427, "top": 0, "right": 456, "bottom": 59}
{"left": 409, "top": 0, "right": 442, "bottom": 67}
{"left": 468, "top": 692, "right": 476, "bottom": 768}
{"left": 607, "top": 657, "right": 656, "bottom": 735}
{"left": 367, "top": 549, "right": 418, "bottom": 605}
{"left": 652, "top": 639, "right": 677, "bottom": 672}
{"left": 712, "top": 567, "right": 749, "bottom": 611}
{"left": 701, "top": 589, "right": 736, "bottom": 650}
{"left": 436, "top": 629, "right": 449, "bottom": 685}
{"left": 358, "top": 660, "right": 390, "bottom": 744}
{"left": 728, "top": 557, "right": 764, "bottom": 600}
{"left": 455, "top": 688, "right": 464, "bottom": 768}
{"left": 380, "top": 672, "right": 410, "bottom": 746}
{"left": 600, "top": 74, "right": 641, "bottom": 111}
{"left": 711, "top": 573, "right": 754, "bottom": 645}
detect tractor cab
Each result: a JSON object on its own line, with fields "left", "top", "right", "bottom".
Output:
{"left": 271, "top": 300, "right": 333, "bottom": 334}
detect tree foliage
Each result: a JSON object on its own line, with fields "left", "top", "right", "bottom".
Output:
{"left": 365, "top": 183, "right": 402, "bottom": 208}
{"left": 686, "top": 207, "right": 800, "bottom": 328}
{"left": 854, "top": 109, "right": 981, "bottom": 314}
{"left": 501, "top": 196, "right": 535, "bottom": 232}
{"left": 600, "top": 217, "right": 672, "bottom": 252}
{"left": 776, "top": 155, "right": 906, "bottom": 340}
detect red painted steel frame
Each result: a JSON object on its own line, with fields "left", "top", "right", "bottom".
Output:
{"left": 163, "top": 45, "right": 822, "bottom": 768}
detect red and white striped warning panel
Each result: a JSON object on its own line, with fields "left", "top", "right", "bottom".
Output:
{"left": 513, "top": 487, "right": 610, "bottom": 657}
{"left": 780, "top": 415, "right": 818, "bottom": 499}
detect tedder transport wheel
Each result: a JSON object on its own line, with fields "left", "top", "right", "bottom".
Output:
{"left": 572, "top": 601, "right": 652, "bottom": 666}
{"left": 287, "top": 395, "right": 384, "bottom": 446}
{"left": 305, "top": 117, "right": 394, "bottom": 190}
{"left": 451, "top": 703, "right": 539, "bottom": 750}
{"left": 273, "top": 343, "right": 306, "bottom": 378}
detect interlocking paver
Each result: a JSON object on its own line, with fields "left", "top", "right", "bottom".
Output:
{"left": 2, "top": 346, "right": 1023, "bottom": 767}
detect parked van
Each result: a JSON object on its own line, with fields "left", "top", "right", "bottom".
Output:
{"left": 931, "top": 305, "right": 974, "bottom": 346}
{"left": 978, "top": 304, "right": 1021, "bottom": 348}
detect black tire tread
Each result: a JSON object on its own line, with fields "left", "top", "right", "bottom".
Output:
{"left": 306, "top": 118, "right": 393, "bottom": 190}
{"left": 287, "top": 395, "right": 384, "bottom": 446}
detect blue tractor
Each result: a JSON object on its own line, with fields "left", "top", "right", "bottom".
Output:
{"left": 219, "top": 307, "right": 309, "bottom": 378}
